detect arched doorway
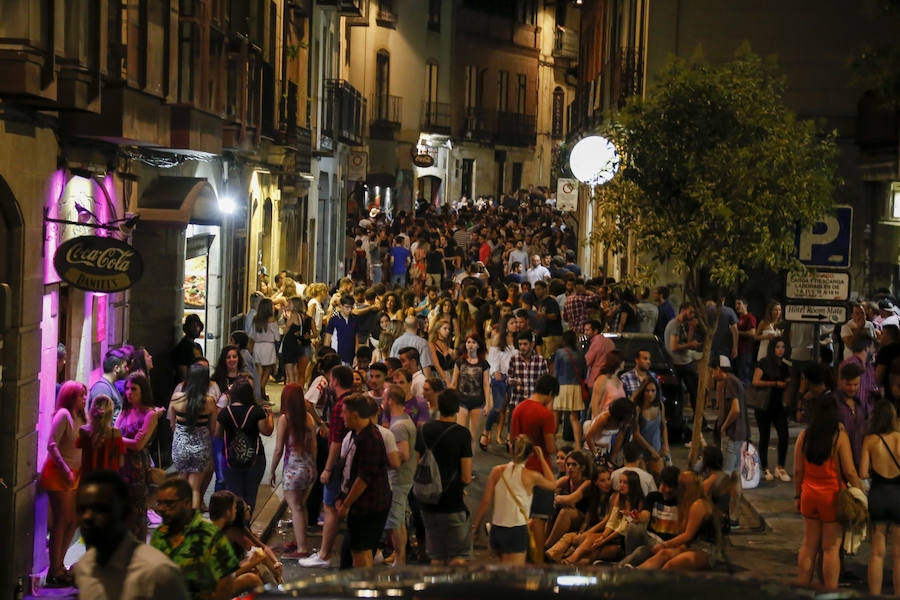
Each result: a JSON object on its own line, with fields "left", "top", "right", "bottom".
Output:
{"left": 416, "top": 175, "right": 442, "bottom": 207}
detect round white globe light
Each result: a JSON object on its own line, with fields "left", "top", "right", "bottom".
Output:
{"left": 569, "top": 135, "right": 619, "bottom": 185}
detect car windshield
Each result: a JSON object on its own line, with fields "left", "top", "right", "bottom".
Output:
{"left": 609, "top": 337, "right": 669, "bottom": 365}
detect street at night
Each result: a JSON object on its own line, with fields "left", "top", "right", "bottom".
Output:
{"left": 0, "top": 1, "right": 899, "bottom": 599}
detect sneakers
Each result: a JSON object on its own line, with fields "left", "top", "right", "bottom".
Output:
{"left": 774, "top": 467, "right": 792, "bottom": 482}
{"left": 298, "top": 551, "right": 332, "bottom": 568}
{"left": 764, "top": 469, "right": 774, "bottom": 481}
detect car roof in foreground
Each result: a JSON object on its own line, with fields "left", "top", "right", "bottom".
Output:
{"left": 255, "top": 565, "right": 858, "bottom": 600}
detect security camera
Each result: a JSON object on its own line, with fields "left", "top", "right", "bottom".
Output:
{"left": 118, "top": 213, "right": 140, "bottom": 235}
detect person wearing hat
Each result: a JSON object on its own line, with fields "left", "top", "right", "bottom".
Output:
{"left": 877, "top": 299, "right": 900, "bottom": 331}
{"left": 173, "top": 314, "right": 204, "bottom": 385}
{"left": 711, "top": 356, "right": 748, "bottom": 479}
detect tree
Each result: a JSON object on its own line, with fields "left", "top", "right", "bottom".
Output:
{"left": 592, "top": 46, "right": 841, "bottom": 462}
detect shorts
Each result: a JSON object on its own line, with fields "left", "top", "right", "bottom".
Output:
{"left": 542, "top": 335, "right": 563, "bottom": 359}
{"left": 530, "top": 486, "right": 554, "bottom": 519}
{"left": 421, "top": 509, "right": 472, "bottom": 562}
{"left": 323, "top": 466, "right": 342, "bottom": 506}
{"left": 800, "top": 485, "right": 838, "bottom": 523}
{"left": 460, "top": 396, "right": 485, "bottom": 411}
{"left": 489, "top": 524, "right": 529, "bottom": 554}
{"left": 347, "top": 509, "right": 389, "bottom": 553}
{"left": 385, "top": 483, "right": 412, "bottom": 530}
{"left": 721, "top": 437, "right": 740, "bottom": 476}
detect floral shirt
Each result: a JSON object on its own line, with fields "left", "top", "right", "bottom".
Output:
{"left": 150, "top": 511, "right": 239, "bottom": 600}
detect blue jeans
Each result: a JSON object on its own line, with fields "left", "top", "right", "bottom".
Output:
{"left": 391, "top": 273, "right": 406, "bottom": 286}
{"left": 735, "top": 352, "right": 754, "bottom": 384}
{"left": 371, "top": 264, "right": 383, "bottom": 284}
{"left": 484, "top": 376, "right": 508, "bottom": 432}
{"left": 212, "top": 436, "right": 227, "bottom": 491}
{"left": 224, "top": 452, "right": 267, "bottom": 513}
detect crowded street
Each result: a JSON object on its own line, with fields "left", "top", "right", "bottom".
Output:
{"left": 1, "top": 1, "right": 899, "bottom": 600}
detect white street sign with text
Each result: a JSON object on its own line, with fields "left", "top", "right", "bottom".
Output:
{"left": 785, "top": 271, "right": 850, "bottom": 302}
{"left": 784, "top": 304, "right": 847, "bottom": 324}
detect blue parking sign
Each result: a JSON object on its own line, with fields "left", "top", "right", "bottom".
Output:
{"left": 796, "top": 206, "right": 853, "bottom": 269}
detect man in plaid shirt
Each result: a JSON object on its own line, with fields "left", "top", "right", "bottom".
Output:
{"left": 563, "top": 280, "right": 600, "bottom": 334}
{"left": 299, "top": 365, "right": 355, "bottom": 568}
{"left": 337, "top": 394, "right": 391, "bottom": 567}
{"left": 620, "top": 349, "right": 666, "bottom": 404}
{"left": 508, "top": 331, "right": 549, "bottom": 408}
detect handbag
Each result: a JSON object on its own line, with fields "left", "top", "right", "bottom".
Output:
{"left": 744, "top": 385, "right": 771, "bottom": 411}
{"left": 499, "top": 466, "right": 541, "bottom": 563}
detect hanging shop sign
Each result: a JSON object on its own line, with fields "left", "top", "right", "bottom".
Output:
{"left": 413, "top": 153, "right": 435, "bottom": 168}
{"left": 556, "top": 178, "right": 578, "bottom": 211}
{"left": 53, "top": 235, "right": 144, "bottom": 293}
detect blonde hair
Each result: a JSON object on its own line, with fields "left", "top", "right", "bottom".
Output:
{"left": 429, "top": 318, "right": 452, "bottom": 343}
{"left": 282, "top": 277, "right": 298, "bottom": 297}
{"left": 511, "top": 434, "right": 534, "bottom": 464}
{"left": 306, "top": 282, "right": 327, "bottom": 300}
{"left": 88, "top": 394, "right": 114, "bottom": 447}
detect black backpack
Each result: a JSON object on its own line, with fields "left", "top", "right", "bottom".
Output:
{"left": 224, "top": 405, "right": 258, "bottom": 469}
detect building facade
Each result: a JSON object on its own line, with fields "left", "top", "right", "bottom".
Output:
{"left": 0, "top": 0, "right": 317, "bottom": 593}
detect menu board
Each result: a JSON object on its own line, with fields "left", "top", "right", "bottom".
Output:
{"left": 184, "top": 255, "right": 208, "bottom": 308}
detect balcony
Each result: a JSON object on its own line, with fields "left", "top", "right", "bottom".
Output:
{"left": 370, "top": 94, "right": 402, "bottom": 139}
{"left": 376, "top": 6, "right": 398, "bottom": 28}
{"left": 457, "top": 7, "right": 539, "bottom": 52}
{"left": 317, "top": 0, "right": 363, "bottom": 16}
{"left": 566, "top": 47, "right": 643, "bottom": 138}
{"left": 461, "top": 107, "right": 535, "bottom": 147}
{"left": 323, "top": 79, "right": 366, "bottom": 146}
{"left": 422, "top": 101, "right": 451, "bottom": 134}
{"left": 553, "top": 28, "right": 579, "bottom": 61}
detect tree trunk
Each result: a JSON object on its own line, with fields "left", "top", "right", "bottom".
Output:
{"left": 689, "top": 334, "right": 714, "bottom": 466}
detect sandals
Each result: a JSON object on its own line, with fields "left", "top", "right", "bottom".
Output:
{"left": 478, "top": 432, "right": 489, "bottom": 452}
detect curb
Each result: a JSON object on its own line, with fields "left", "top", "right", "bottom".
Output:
{"left": 252, "top": 483, "right": 288, "bottom": 543}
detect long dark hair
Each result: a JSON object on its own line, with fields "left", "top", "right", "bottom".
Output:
{"left": 183, "top": 363, "right": 210, "bottom": 426}
{"left": 212, "top": 345, "right": 243, "bottom": 391}
{"left": 281, "top": 384, "right": 309, "bottom": 452}
{"left": 620, "top": 470, "right": 645, "bottom": 510}
{"left": 253, "top": 298, "right": 274, "bottom": 333}
{"left": 868, "top": 399, "right": 897, "bottom": 436}
{"left": 803, "top": 398, "right": 840, "bottom": 465}
{"left": 122, "top": 372, "right": 154, "bottom": 413}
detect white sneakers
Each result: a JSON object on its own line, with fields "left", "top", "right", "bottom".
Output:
{"left": 298, "top": 551, "right": 332, "bottom": 568}
{"left": 765, "top": 467, "right": 792, "bottom": 482}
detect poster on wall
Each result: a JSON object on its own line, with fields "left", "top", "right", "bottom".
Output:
{"left": 556, "top": 178, "right": 579, "bottom": 212}
{"left": 348, "top": 151, "right": 367, "bottom": 181}
{"left": 184, "top": 255, "right": 208, "bottom": 309}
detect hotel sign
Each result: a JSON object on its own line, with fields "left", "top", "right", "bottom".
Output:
{"left": 53, "top": 236, "right": 144, "bottom": 293}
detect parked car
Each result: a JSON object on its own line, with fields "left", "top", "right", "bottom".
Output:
{"left": 603, "top": 333, "right": 690, "bottom": 443}
{"left": 245, "top": 565, "right": 844, "bottom": 600}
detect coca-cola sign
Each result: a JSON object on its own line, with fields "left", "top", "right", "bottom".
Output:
{"left": 53, "top": 236, "right": 144, "bottom": 292}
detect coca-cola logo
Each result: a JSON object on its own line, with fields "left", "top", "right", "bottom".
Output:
{"left": 53, "top": 236, "right": 144, "bottom": 292}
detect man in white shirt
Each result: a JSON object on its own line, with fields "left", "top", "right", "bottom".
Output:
{"left": 508, "top": 240, "right": 529, "bottom": 273}
{"left": 525, "top": 254, "right": 551, "bottom": 286}
{"left": 610, "top": 441, "right": 658, "bottom": 496}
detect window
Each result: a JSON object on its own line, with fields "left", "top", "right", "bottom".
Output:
{"left": 428, "top": 0, "right": 441, "bottom": 31}
{"left": 464, "top": 65, "right": 476, "bottom": 109}
{"left": 551, "top": 87, "right": 564, "bottom": 138}
{"left": 497, "top": 71, "right": 509, "bottom": 112}
{"left": 892, "top": 182, "right": 900, "bottom": 220}
{"left": 375, "top": 50, "right": 390, "bottom": 119}
{"left": 512, "top": 162, "right": 523, "bottom": 192}
{"left": 461, "top": 158, "right": 474, "bottom": 199}
{"left": 516, "top": 0, "right": 537, "bottom": 25}
{"left": 425, "top": 62, "right": 438, "bottom": 104}
{"left": 516, "top": 74, "right": 527, "bottom": 114}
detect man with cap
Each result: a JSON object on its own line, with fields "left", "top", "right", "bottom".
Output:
{"left": 876, "top": 299, "right": 900, "bottom": 331}
{"left": 711, "top": 355, "right": 748, "bottom": 478}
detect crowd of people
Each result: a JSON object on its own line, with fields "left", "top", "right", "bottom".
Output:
{"left": 42, "top": 189, "right": 900, "bottom": 598}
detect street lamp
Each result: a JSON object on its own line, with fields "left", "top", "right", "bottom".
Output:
{"left": 569, "top": 135, "right": 619, "bottom": 185}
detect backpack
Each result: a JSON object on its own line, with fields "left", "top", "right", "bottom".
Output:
{"left": 413, "top": 424, "right": 458, "bottom": 504}
{"left": 225, "top": 405, "right": 258, "bottom": 469}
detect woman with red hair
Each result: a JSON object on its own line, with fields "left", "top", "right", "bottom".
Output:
{"left": 40, "top": 380, "right": 86, "bottom": 586}
{"left": 269, "top": 384, "right": 317, "bottom": 557}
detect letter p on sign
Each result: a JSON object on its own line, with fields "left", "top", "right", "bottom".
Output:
{"left": 796, "top": 207, "right": 852, "bottom": 269}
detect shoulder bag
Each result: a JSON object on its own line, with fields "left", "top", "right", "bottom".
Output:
{"left": 563, "top": 347, "right": 590, "bottom": 404}
{"left": 744, "top": 384, "right": 771, "bottom": 411}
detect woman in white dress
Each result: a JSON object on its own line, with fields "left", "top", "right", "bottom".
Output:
{"left": 250, "top": 298, "right": 280, "bottom": 394}
{"left": 755, "top": 301, "right": 783, "bottom": 361}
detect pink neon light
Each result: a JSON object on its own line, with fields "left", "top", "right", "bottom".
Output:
{"left": 44, "top": 170, "right": 66, "bottom": 285}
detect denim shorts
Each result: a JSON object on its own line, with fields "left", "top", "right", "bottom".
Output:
{"left": 722, "top": 437, "right": 741, "bottom": 476}
{"left": 322, "top": 466, "right": 342, "bottom": 506}
{"left": 385, "top": 483, "right": 411, "bottom": 530}
{"left": 489, "top": 524, "right": 529, "bottom": 554}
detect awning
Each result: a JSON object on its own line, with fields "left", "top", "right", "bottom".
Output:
{"left": 138, "top": 176, "right": 228, "bottom": 225}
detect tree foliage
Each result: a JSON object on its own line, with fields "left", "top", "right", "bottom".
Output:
{"left": 594, "top": 46, "right": 840, "bottom": 293}
{"left": 591, "top": 46, "right": 841, "bottom": 460}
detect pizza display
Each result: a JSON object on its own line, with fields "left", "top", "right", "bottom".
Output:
{"left": 184, "top": 255, "right": 207, "bottom": 308}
